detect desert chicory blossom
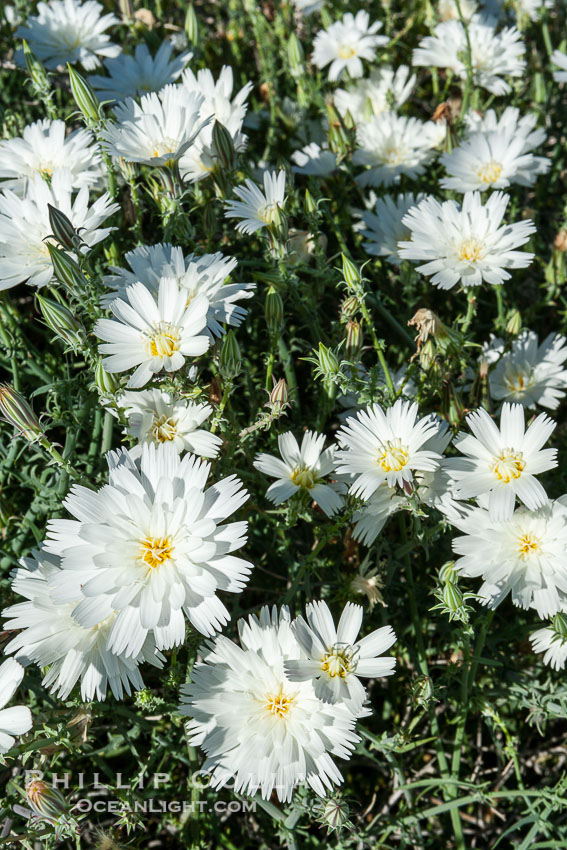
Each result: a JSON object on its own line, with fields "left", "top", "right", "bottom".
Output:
{"left": 334, "top": 66, "right": 415, "bottom": 124}
{"left": 225, "top": 170, "right": 286, "bottom": 235}
{"left": 448, "top": 403, "right": 557, "bottom": 521}
{"left": 0, "top": 658, "right": 32, "bottom": 753}
{"left": 488, "top": 331, "right": 567, "bottom": 411}
{"left": 312, "top": 11, "right": 388, "bottom": 81}
{"left": 179, "top": 605, "right": 360, "bottom": 802}
{"left": 358, "top": 192, "right": 426, "bottom": 264}
{"left": 95, "top": 277, "right": 210, "bottom": 388}
{"left": 552, "top": 49, "right": 567, "bottom": 83}
{"left": 254, "top": 431, "right": 344, "bottom": 517}
{"left": 285, "top": 600, "right": 397, "bottom": 713}
{"left": 398, "top": 192, "right": 535, "bottom": 290}
{"left": 88, "top": 40, "right": 192, "bottom": 103}
{"left": 530, "top": 617, "right": 567, "bottom": 670}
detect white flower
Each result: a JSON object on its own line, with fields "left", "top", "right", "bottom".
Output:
{"left": 0, "top": 119, "right": 103, "bottom": 195}
{"left": 413, "top": 19, "right": 526, "bottom": 96}
{"left": 16, "top": 0, "right": 119, "bottom": 71}
{"left": 448, "top": 403, "right": 557, "bottom": 521}
{"left": 88, "top": 40, "right": 192, "bottom": 103}
{"left": 0, "top": 169, "right": 118, "bottom": 290}
{"left": 285, "top": 601, "right": 396, "bottom": 713}
{"left": 335, "top": 400, "right": 444, "bottom": 501}
{"left": 449, "top": 498, "right": 567, "bottom": 618}
{"left": 102, "top": 242, "right": 254, "bottom": 337}
{"left": 552, "top": 49, "right": 567, "bottom": 83}
{"left": 353, "top": 113, "right": 445, "bottom": 188}
{"left": 44, "top": 444, "right": 252, "bottom": 657}
{"left": 102, "top": 85, "right": 207, "bottom": 167}
{"left": 0, "top": 658, "right": 32, "bottom": 753}
{"left": 312, "top": 11, "right": 388, "bottom": 81}
{"left": 530, "top": 620, "right": 567, "bottom": 670}
{"left": 352, "top": 484, "right": 406, "bottom": 545}
{"left": 464, "top": 106, "right": 547, "bottom": 151}
{"left": 225, "top": 170, "right": 286, "bottom": 235}
{"left": 291, "top": 143, "right": 337, "bottom": 176}
{"left": 95, "top": 278, "right": 210, "bottom": 389}
{"left": 358, "top": 192, "right": 426, "bottom": 263}
{"left": 489, "top": 331, "right": 567, "bottom": 411}
{"left": 437, "top": 0, "right": 478, "bottom": 21}
{"left": 398, "top": 192, "right": 535, "bottom": 290}
{"left": 254, "top": 431, "right": 344, "bottom": 517}
{"left": 179, "top": 66, "right": 252, "bottom": 182}
{"left": 179, "top": 605, "right": 359, "bottom": 802}
{"left": 440, "top": 120, "right": 549, "bottom": 192}
{"left": 2, "top": 551, "right": 164, "bottom": 701}
{"left": 513, "top": 0, "right": 553, "bottom": 22}
{"left": 334, "top": 66, "right": 415, "bottom": 124}
{"left": 116, "top": 388, "right": 222, "bottom": 458}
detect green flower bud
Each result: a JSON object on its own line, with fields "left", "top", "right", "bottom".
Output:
{"left": 552, "top": 612, "right": 567, "bottom": 639}
{"left": 443, "top": 580, "right": 464, "bottom": 614}
{"left": 419, "top": 338, "right": 436, "bottom": 370}
{"left": 327, "top": 106, "right": 349, "bottom": 157}
{"left": 37, "top": 294, "right": 84, "bottom": 348}
{"left": 0, "top": 384, "right": 43, "bottom": 441}
{"left": 412, "top": 674, "right": 435, "bottom": 707}
{"left": 47, "top": 244, "right": 88, "bottom": 291}
{"left": 340, "top": 294, "right": 359, "bottom": 320}
{"left": 439, "top": 560, "right": 457, "bottom": 583}
{"left": 47, "top": 204, "right": 82, "bottom": 252}
{"left": 118, "top": 0, "right": 133, "bottom": 22}
{"left": 26, "top": 779, "right": 68, "bottom": 821}
{"left": 23, "top": 40, "right": 49, "bottom": 93}
{"left": 506, "top": 309, "right": 522, "bottom": 336}
{"left": 265, "top": 285, "right": 284, "bottom": 336}
{"left": 212, "top": 121, "right": 236, "bottom": 171}
{"left": 304, "top": 188, "right": 317, "bottom": 216}
{"left": 344, "top": 320, "right": 363, "bottom": 360}
{"left": 316, "top": 342, "right": 340, "bottom": 377}
{"left": 94, "top": 359, "right": 120, "bottom": 395}
{"left": 320, "top": 798, "right": 350, "bottom": 832}
{"left": 265, "top": 377, "right": 290, "bottom": 417}
{"left": 219, "top": 330, "right": 242, "bottom": 380}
{"left": 288, "top": 32, "right": 304, "bottom": 76}
{"left": 341, "top": 253, "right": 360, "bottom": 289}
{"left": 68, "top": 64, "right": 101, "bottom": 124}
{"left": 185, "top": 4, "right": 199, "bottom": 45}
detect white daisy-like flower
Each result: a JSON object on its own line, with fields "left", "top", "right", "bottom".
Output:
{"left": 513, "top": 0, "right": 553, "bottom": 22}
{"left": 441, "top": 128, "right": 549, "bottom": 192}
{"left": 116, "top": 388, "right": 222, "bottom": 458}
{"left": 291, "top": 143, "right": 337, "bottom": 176}
{"left": 552, "top": 49, "right": 567, "bottom": 83}
{"left": 464, "top": 106, "right": 546, "bottom": 151}
{"left": 179, "top": 605, "right": 359, "bottom": 802}
{"left": 88, "top": 40, "right": 192, "bottom": 103}
{"left": 358, "top": 192, "right": 426, "bottom": 264}
{"left": 179, "top": 66, "right": 252, "bottom": 182}
{"left": 412, "top": 19, "right": 526, "bottom": 96}
{"left": 334, "top": 66, "right": 416, "bottom": 124}
{"left": 352, "top": 113, "right": 445, "bottom": 188}
{"left": 285, "top": 600, "right": 396, "bottom": 714}
{"left": 530, "top": 619, "right": 567, "bottom": 670}
{"left": 102, "top": 243, "right": 253, "bottom": 338}
{"left": 0, "top": 119, "right": 103, "bottom": 195}
{"left": 312, "top": 11, "right": 388, "bottom": 81}
{"left": 102, "top": 85, "right": 207, "bottom": 167}
{"left": 44, "top": 444, "right": 252, "bottom": 657}
{"left": 254, "top": 431, "right": 344, "bottom": 517}
{"left": 352, "top": 484, "right": 406, "bottom": 545}
{"left": 335, "top": 400, "right": 444, "bottom": 501}
{"left": 448, "top": 403, "right": 557, "bottom": 521}
{"left": 0, "top": 169, "right": 118, "bottom": 290}
{"left": 449, "top": 498, "right": 567, "bottom": 618}
{"left": 398, "top": 192, "right": 535, "bottom": 290}
{"left": 225, "top": 170, "right": 286, "bottom": 235}
{"left": 489, "top": 331, "right": 567, "bottom": 411}
{"left": 16, "top": 0, "right": 120, "bottom": 71}
{"left": 2, "top": 551, "right": 164, "bottom": 702}
{"left": 0, "top": 658, "right": 32, "bottom": 753}
{"left": 95, "top": 277, "right": 210, "bottom": 389}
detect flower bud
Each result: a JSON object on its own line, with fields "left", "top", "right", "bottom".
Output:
{"left": 26, "top": 779, "right": 68, "bottom": 821}
{"left": 344, "top": 320, "right": 363, "bottom": 360}
{"left": 265, "top": 377, "right": 290, "bottom": 417}
{"left": 439, "top": 560, "right": 457, "bottom": 583}
{"left": 315, "top": 342, "right": 340, "bottom": 378}
{"left": 23, "top": 40, "right": 49, "bottom": 93}
{"left": 412, "top": 674, "right": 435, "bottom": 707}
{"left": 341, "top": 253, "right": 360, "bottom": 289}
{"left": 265, "top": 285, "right": 284, "bottom": 336}
{"left": 340, "top": 295, "right": 359, "bottom": 320}
{"left": 118, "top": 0, "right": 133, "bottom": 22}
{"left": 37, "top": 294, "right": 84, "bottom": 348}
{"left": 47, "top": 244, "right": 88, "bottom": 291}
{"left": 68, "top": 64, "right": 100, "bottom": 124}
{"left": 219, "top": 330, "right": 241, "bottom": 380}
{"left": 327, "top": 104, "right": 350, "bottom": 157}
{"left": 552, "top": 612, "right": 567, "bottom": 639}
{"left": 288, "top": 32, "right": 304, "bottom": 76}
{"left": 47, "top": 204, "right": 82, "bottom": 252}
{"left": 94, "top": 359, "right": 120, "bottom": 395}
{"left": 443, "top": 580, "right": 464, "bottom": 614}
{"left": 184, "top": 4, "right": 199, "bottom": 44}
{"left": 212, "top": 121, "right": 236, "bottom": 171}
{"left": 304, "top": 188, "right": 317, "bottom": 216}
{"left": 0, "top": 384, "right": 43, "bottom": 441}
{"left": 419, "top": 338, "right": 436, "bottom": 370}
{"left": 320, "top": 798, "right": 350, "bottom": 832}
{"left": 506, "top": 309, "right": 522, "bottom": 336}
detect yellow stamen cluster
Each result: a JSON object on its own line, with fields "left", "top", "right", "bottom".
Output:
{"left": 321, "top": 644, "right": 357, "bottom": 678}
{"left": 458, "top": 237, "right": 484, "bottom": 263}
{"left": 491, "top": 449, "right": 525, "bottom": 483}
{"left": 477, "top": 161, "right": 503, "bottom": 185}
{"left": 140, "top": 536, "right": 173, "bottom": 570}
{"left": 150, "top": 414, "right": 178, "bottom": 443}
{"left": 265, "top": 693, "right": 293, "bottom": 717}
{"left": 291, "top": 466, "right": 316, "bottom": 489}
{"left": 378, "top": 440, "right": 409, "bottom": 472}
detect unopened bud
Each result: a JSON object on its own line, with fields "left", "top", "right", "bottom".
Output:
{"left": 304, "top": 188, "right": 317, "bottom": 216}
{"left": 184, "top": 4, "right": 199, "bottom": 44}
{"left": 47, "top": 204, "right": 82, "bottom": 252}
{"left": 340, "top": 295, "right": 359, "bottom": 320}
{"left": 320, "top": 798, "right": 350, "bottom": 832}
{"left": 419, "top": 338, "right": 436, "bottom": 370}
{"left": 0, "top": 385, "right": 42, "bottom": 441}
{"left": 266, "top": 377, "right": 290, "bottom": 417}
{"left": 316, "top": 342, "right": 340, "bottom": 377}
{"left": 288, "top": 32, "right": 304, "bottom": 76}
{"left": 219, "top": 330, "right": 241, "bottom": 380}
{"left": 47, "top": 244, "right": 88, "bottom": 291}
{"left": 412, "top": 675, "right": 434, "bottom": 707}
{"left": 265, "top": 285, "right": 284, "bottom": 336}
{"left": 344, "top": 320, "right": 363, "bottom": 360}
{"left": 443, "top": 580, "right": 464, "bottom": 613}
{"left": 341, "top": 253, "right": 360, "bottom": 289}
{"left": 94, "top": 359, "right": 120, "bottom": 395}
{"left": 37, "top": 295, "right": 84, "bottom": 348}
{"left": 212, "top": 121, "right": 236, "bottom": 171}
{"left": 23, "top": 40, "right": 49, "bottom": 93}
{"left": 68, "top": 64, "right": 100, "bottom": 124}
{"left": 118, "top": 0, "right": 133, "bottom": 22}
{"left": 26, "top": 779, "right": 68, "bottom": 821}
{"left": 327, "top": 104, "right": 349, "bottom": 156}
{"left": 439, "top": 561, "right": 457, "bottom": 583}
{"left": 506, "top": 309, "right": 522, "bottom": 336}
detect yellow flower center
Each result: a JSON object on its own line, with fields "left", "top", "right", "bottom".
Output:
{"left": 504, "top": 368, "right": 533, "bottom": 395}
{"left": 150, "top": 414, "right": 178, "bottom": 443}
{"left": 491, "top": 449, "right": 525, "bottom": 483}
{"left": 458, "top": 237, "right": 484, "bottom": 263}
{"left": 384, "top": 144, "right": 406, "bottom": 166}
{"left": 145, "top": 323, "right": 180, "bottom": 359}
{"left": 291, "top": 466, "right": 316, "bottom": 489}
{"left": 265, "top": 692, "right": 293, "bottom": 717}
{"left": 139, "top": 536, "right": 173, "bottom": 569}
{"left": 517, "top": 531, "right": 540, "bottom": 558}
{"left": 477, "top": 160, "right": 503, "bottom": 185}
{"left": 321, "top": 644, "right": 357, "bottom": 678}
{"left": 258, "top": 202, "right": 279, "bottom": 225}
{"left": 338, "top": 44, "right": 357, "bottom": 59}
{"left": 378, "top": 440, "right": 409, "bottom": 472}
{"left": 151, "top": 140, "right": 177, "bottom": 159}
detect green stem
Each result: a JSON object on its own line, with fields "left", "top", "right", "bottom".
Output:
{"left": 454, "top": 0, "right": 474, "bottom": 116}
{"left": 461, "top": 289, "right": 478, "bottom": 335}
